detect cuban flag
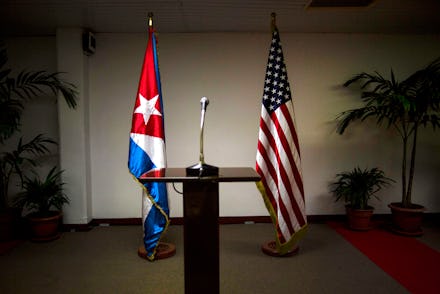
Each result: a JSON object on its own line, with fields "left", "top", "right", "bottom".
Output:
{"left": 128, "top": 25, "right": 169, "bottom": 261}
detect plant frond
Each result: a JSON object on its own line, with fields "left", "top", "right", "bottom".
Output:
{"left": 8, "top": 70, "right": 77, "bottom": 108}
{"left": 13, "top": 166, "right": 69, "bottom": 215}
{"left": 17, "top": 134, "right": 57, "bottom": 156}
{"left": 335, "top": 106, "right": 380, "bottom": 134}
{"left": 0, "top": 98, "right": 24, "bottom": 143}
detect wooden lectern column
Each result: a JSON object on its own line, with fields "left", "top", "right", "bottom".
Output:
{"left": 138, "top": 168, "right": 260, "bottom": 294}
{"left": 183, "top": 181, "right": 219, "bottom": 294}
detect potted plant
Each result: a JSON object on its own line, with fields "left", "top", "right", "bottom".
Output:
{"left": 337, "top": 57, "right": 440, "bottom": 235}
{"left": 0, "top": 135, "right": 56, "bottom": 240}
{"left": 13, "top": 167, "right": 69, "bottom": 241}
{"left": 330, "top": 167, "right": 394, "bottom": 230}
{"left": 0, "top": 41, "right": 76, "bottom": 240}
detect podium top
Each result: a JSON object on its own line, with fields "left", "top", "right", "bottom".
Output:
{"left": 138, "top": 167, "right": 260, "bottom": 183}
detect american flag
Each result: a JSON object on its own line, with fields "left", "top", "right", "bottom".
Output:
{"left": 256, "top": 26, "right": 307, "bottom": 254}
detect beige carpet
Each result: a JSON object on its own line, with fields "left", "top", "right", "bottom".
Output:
{"left": 2, "top": 223, "right": 438, "bottom": 293}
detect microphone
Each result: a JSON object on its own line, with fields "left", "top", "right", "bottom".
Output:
{"left": 200, "top": 97, "right": 209, "bottom": 111}
{"left": 186, "top": 96, "right": 218, "bottom": 177}
{"left": 199, "top": 97, "right": 209, "bottom": 164}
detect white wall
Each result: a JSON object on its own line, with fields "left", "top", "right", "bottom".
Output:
{"left": 56, "top": 28, "right": 93, "bottom": 224}
{"left": 5, "top": 32, "right": 440, "bottom": 222}
{"left": 89, "top": 32, "right": 440, "bottom": 219}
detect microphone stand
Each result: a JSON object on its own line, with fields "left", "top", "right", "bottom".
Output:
{"left": 186, "top": 97, "right": 219, "bottom": 177}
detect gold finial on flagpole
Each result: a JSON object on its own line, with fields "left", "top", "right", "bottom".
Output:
{"left": 271, "top": 12, "right": 277, "bottom": 31}
{"left": 148, "top": 12, "right": 154, "bottom": 27}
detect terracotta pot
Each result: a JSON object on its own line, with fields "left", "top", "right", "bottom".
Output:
{"left": 28, "top": 211, "right": 62, "bottom": 242}
{"left": 346, "top": 205, "right": 374, "bottom": 231}
{"left": 388, "top": 202, "right": 425, "bottom": 236}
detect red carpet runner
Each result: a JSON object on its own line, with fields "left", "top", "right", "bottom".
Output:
{"left": 328, "top": 222, "right": 440, "bottom": 294}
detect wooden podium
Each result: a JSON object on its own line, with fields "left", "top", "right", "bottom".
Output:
{"left": 139, "top": 167, "right": 260, "bottom": 294}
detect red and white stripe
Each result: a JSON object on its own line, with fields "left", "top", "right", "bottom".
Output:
{"left": 256, "top": 101, "right": 306, "bottom": 244}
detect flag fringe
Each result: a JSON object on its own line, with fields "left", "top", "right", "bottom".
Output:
{"left": 130, "top": 172, "right": 170, "bottom": 261}
{"left": 256, "top": 180, "right": 307, "bottom": 255}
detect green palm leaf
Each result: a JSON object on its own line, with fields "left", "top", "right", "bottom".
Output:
{"left": 337, "top": 57, "right": 440, "bottom": 207}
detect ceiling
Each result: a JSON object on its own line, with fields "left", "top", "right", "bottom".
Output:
{"left": 1, "top": 0, "right": 440, "bottom": 36}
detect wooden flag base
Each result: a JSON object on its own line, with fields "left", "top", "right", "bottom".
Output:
{"left": 261, "top": 241, "right": 299, "bottom": 257}
{"left": 138, "top": 242, "right": 176, "bottom": 260}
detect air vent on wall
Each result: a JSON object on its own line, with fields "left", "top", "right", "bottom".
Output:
{"left": 306, "top": 0, "right": 375, "bottom": 8}
{"left": 82, "top": 30, "right": 96, "bottom": 56}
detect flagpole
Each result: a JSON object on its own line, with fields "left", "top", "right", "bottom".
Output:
{"left": 148, "top": 12, "right": 153, "bottom": 27}
{"left": 258, "top": 12, "right": 306, "bottom": 257}
{"left": 135, "top": 11, "right": 176, "bottom": 261}
{"left": 271, "top": 12, "right": 276, "bottom": 31}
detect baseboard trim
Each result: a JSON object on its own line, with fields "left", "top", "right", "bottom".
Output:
{"left": 62, "top": 223, "right": 93, "bottom": 232}
{"left": 89, "top": 216, "right": 273, "bottom": 227}
{"left": 63, "top": 213, "right": 439, "bottom": 231}
{"left": 91, "top": 218, "right": 142, "bottom": 226}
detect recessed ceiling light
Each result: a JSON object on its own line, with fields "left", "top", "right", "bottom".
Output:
{"left": 306, "top": 0, "right": 375, "bottom": 8}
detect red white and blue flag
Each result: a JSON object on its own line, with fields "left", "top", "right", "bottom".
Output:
{"left": 128, "top": 25, "right": 169, "bottom": 260}
{"left": 256, "top": 25, "right": 307, "bottom": 255}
